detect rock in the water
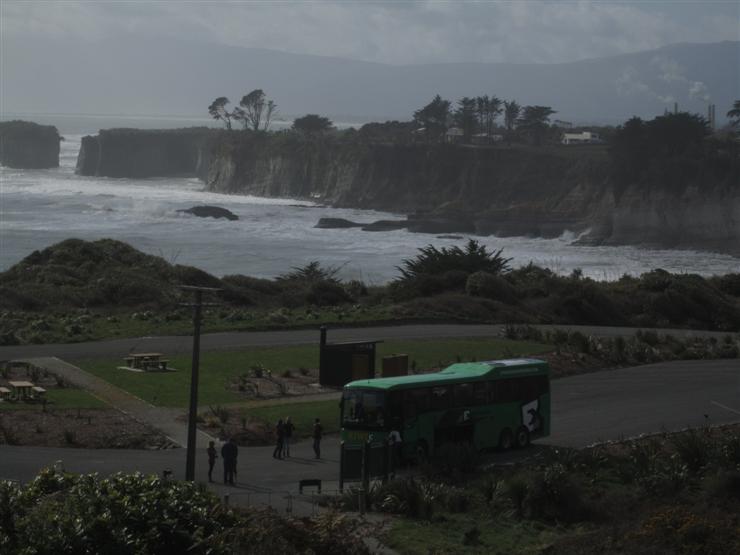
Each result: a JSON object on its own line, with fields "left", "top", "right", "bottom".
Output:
{"left": 315, "top": 217, "right": 364, "bottom": 229}
{"left": 0, "top": 120, "right": 61, "bottom": 169}
{"left": 177, "top": 205, "right": 239, "bottom": 220}
{"left": 361, "top": 220, "right": 408, "bottom": 232}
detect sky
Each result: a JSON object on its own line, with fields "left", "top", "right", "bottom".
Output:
{"left": 2, "top": 0, "right": 738, "bottom": 66}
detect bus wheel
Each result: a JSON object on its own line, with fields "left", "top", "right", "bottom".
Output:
{"left": 415, "top": 442, "right": 429, "bottom": 465}
{"left": 498, "top": 429, "right": 514, "bottom": 451}
{"left": 515, "top": 426, "right": 530, "bottom": 449}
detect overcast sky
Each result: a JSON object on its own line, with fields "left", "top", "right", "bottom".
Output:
{"left": 2, "top": 0, "right": 738, "bottom": 65}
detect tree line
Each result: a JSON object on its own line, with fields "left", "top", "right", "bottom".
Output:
{"left": 412, "top": 94, "right": 556, "bottom": 145}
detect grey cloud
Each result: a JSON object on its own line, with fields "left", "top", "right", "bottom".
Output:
{"left": 2, "top": 0, "right": 737, "bottom": 65}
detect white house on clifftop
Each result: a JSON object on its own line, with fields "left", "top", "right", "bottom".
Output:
{"left": 562, "top": 131, "right": 603, "bottom": 145}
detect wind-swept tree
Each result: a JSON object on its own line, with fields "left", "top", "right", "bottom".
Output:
{"left": 503, "top": 100, "right": 520, "bottom": 131}
{"left": 413, "top": 95, "right": 451, "bottom": 141}
{"left": 475, "top": 95, "right": 502, "bottom": 136}
{"left": 293, "top": 114, "right": 333, "bottom": 134}
{"left": 207, "top": 97, "right": 233, "bottom": 130}
{"left": 517, "top": 105, "right": 556, "bottom": 145}
{"left": 234, "top": 89, "right": 277, "bottom": 131}
{"left": 728, "top": 100, "right": 740, "bottom": 128}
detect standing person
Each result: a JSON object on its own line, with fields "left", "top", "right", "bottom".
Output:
{"left": 272, "top": 419, "right": 285, "bottom": 459}
{"left": 283, "top": 416, "right": 295, "bottom": 458}
{"left": 206, "top": 440, "right": 217, "bottom": 483}
{"left": 221, "top": 438, "right": 238, "bottom": 485}
{"left": 312, "top": 417, "right": 323, "bottom": 459}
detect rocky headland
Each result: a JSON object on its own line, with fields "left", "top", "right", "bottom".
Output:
{"left": 75, "top": 127, "right": 219, "bottom": 178}
{"left": 0, "top": 120, "right": 61, "bottom": 169}
{"left": 70, "top": 126, "right": 740, "bottom": 256}
{"left": 204, "top": 133, "right": 740, "bottom": 255}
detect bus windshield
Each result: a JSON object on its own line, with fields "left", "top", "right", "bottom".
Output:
{"left": 342, "top": 389, "right": 386, "bottom": 429}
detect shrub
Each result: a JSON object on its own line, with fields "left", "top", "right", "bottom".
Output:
{"left": 522, "top": 464, "right": 589, "bottom": 523}
{"left": 307, "top": 281, "right": 353, "bottom": 306}
{"left": 706, "top": 470, "right": 740, "bottom": 501}
{"left": 395, "top": 240, "right": 511, "bottom": 291}
{"left": 671, "top": 428, "right": 712, "bottom": 474}
{"left": 466, "top": 271, "right": 517, "bottom": 303}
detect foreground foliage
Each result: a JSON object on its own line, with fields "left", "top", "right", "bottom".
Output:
{"left": 0, "top": 468, "right": 368, "bottom": 555}
{"left": 1, "top": 238, "right": 739, "bottom": 345}
{"left": 336, "top": 426, "right": 740, "bottom": 554}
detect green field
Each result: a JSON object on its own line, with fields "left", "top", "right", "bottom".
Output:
{"left": 75, "top": 337, "right": 550, "bottom": 408}
{"left": 0, "top": 389, "right": 108, "bottom": 410}
{"left": 240, "top": 399, "right": 340, "bottom": 438}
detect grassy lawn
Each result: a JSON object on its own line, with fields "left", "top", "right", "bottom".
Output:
{"left": 75, "top": 337, "right": 550, "bottom": 408}
{"left": 384, "top": 513, "right": 573, "bottom": 555}
{"left": 0, "top": 389, "right": 108, "bottom": 410}
{"left": 239, "top": 399, "right": 340, "bottom": 438}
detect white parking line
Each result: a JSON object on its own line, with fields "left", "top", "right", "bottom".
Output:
{"left": 711, "top": 400, "right": 740, "bottom": 416}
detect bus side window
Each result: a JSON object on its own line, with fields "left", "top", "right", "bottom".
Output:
{"left": 430, "top": 386, "right": 450, "bottom": 410}
{"left": 453, "top": 383, "right": 473, "bottom": 407}
{"left": 389, "top": 392, "right": 403, "bottom": 422}
{"left": 473, "top": 382, "right": 488, "bottom": 405}
{"left": 403, "top": 391, "right": 417, "bottom": 419}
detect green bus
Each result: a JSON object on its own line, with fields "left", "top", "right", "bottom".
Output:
{"left": 340, "top": 358, "right": 550, "bottom": 462}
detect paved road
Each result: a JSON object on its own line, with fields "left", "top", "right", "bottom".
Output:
{"left": 0, "top": 323, "right": 733, "bottom": 361}
{"left": 3, "top": 359, "right": 738, "bottom": 502}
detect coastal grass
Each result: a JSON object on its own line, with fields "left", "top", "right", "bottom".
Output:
{"left": 74, "top": 337, "right": 550, "bottom": 408}
{"left": 0, "top": 389, "right": 107, "bottom": 410}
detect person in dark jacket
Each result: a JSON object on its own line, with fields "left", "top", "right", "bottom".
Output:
{"left": 272, "top": 419, "right": 285, "bottom": 459}
{"left": 221, "top": 438, "right": 238, "bottom": 485}
{"left": 312, "top": 418, "right": 323, "bottom": 459}
{"left": 282, "top": 416, "right": 295, "bottom": 458}
{"left": 207, "top": 440, "right": 217, "bottom": 482}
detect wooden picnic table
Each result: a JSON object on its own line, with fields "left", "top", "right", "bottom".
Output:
{"left": 8, "top": 381, "right": 35, "bottom": 400}
{"left": 124, "top": 353, "right": 170, "bottom": 371}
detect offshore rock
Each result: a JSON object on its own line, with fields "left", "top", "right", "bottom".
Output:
{"left": 76, "top": 127, "right": 219, "bottom": 178}
{"left": 177, "top": 206, "right": 239, "bottom": 221}
{"left": 0, "top": 120, "right": 61, "bottom": 169}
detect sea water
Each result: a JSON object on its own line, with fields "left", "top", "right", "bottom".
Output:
{"left": 1, "top": 122, "right": 738, "bottom": 283}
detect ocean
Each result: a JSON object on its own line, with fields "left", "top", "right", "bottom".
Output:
{"left": 1, "top": 115, "right": 738, "bottom": 283}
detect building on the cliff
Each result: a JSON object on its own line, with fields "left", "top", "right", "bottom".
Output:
{"left": 561, "top": 131, "right": 603, "bottom": 145}
{"left": 445, "top": 127, "right": 464, "bottom": 143}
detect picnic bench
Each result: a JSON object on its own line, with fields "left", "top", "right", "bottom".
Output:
{"left": 123, "top": 353, "right": 170, "bottom": 372}
{"left": 8, "top": 381, "right": 34, "bottom": 400}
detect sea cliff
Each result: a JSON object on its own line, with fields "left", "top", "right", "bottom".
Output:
{"left": 0, "top": 120, "right": 61, "bottom": 169}
{"left": 205, "top": 133, "right": 740, "bottom": 255}
{"left": 75, "top": 127, "right": 218, "bottom": 178}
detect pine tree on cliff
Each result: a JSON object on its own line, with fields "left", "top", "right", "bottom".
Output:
{"left": 413, "top": 95, "right": 451, "bottom": 142}
{"left": 517, "top": 105, "right": 556, "bottom": 146}
{"left": 208, "top": 97, "right": 233, "bottom": 130}
{"left": 728, "top": 100, "right": 740, "bottom": 128}
{"left": 503, "top": 100, "right": 520, "bottom": 132}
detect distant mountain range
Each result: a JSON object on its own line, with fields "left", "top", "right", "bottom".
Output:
{"left": 2, "top": 36, "right": 737, "bottom": 124}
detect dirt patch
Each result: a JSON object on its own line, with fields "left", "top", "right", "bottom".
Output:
{"left": 226, "top": 367, "right": 334, "bottom": 399}
{"left": 0, "top": 408, "right": 175, "bottom": 449}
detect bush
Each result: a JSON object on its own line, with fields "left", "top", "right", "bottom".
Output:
{"left": 466, "top": 271, "right": 517, "bottom": 303}
{"left": 671, "top": 428, "right": 712, "bottom": 474}
{"left": 521, "top": 464, "right": 589, "bottom": 523}
{"left": 307, "top": 281, "right": 353, "bottom": 306}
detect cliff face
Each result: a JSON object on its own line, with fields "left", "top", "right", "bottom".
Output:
{"left": 0, "top": 120, "right": 60, "bottom": 169}
{"left": 75, "top": 128, "right": 218, "bottom": 178}
{"left": 206, "top": 135, "right": 740, "bottom": 255}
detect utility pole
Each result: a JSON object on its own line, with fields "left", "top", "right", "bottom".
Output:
{"left": 181, "top": 285, "right": 221, "bottom": 481}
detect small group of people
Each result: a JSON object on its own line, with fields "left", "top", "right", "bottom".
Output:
{"left": 272, "top": 416, "right": 323, "bottom": 460}
{"left": 206, "top": 416, "right": 325, "bottom": 485}
{"left": 207, "top": 437, "right": 238, "bottom": 485}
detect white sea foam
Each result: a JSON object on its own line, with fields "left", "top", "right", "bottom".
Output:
{"left": 1, "top": 132, "right": 738, "bottom": 282}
